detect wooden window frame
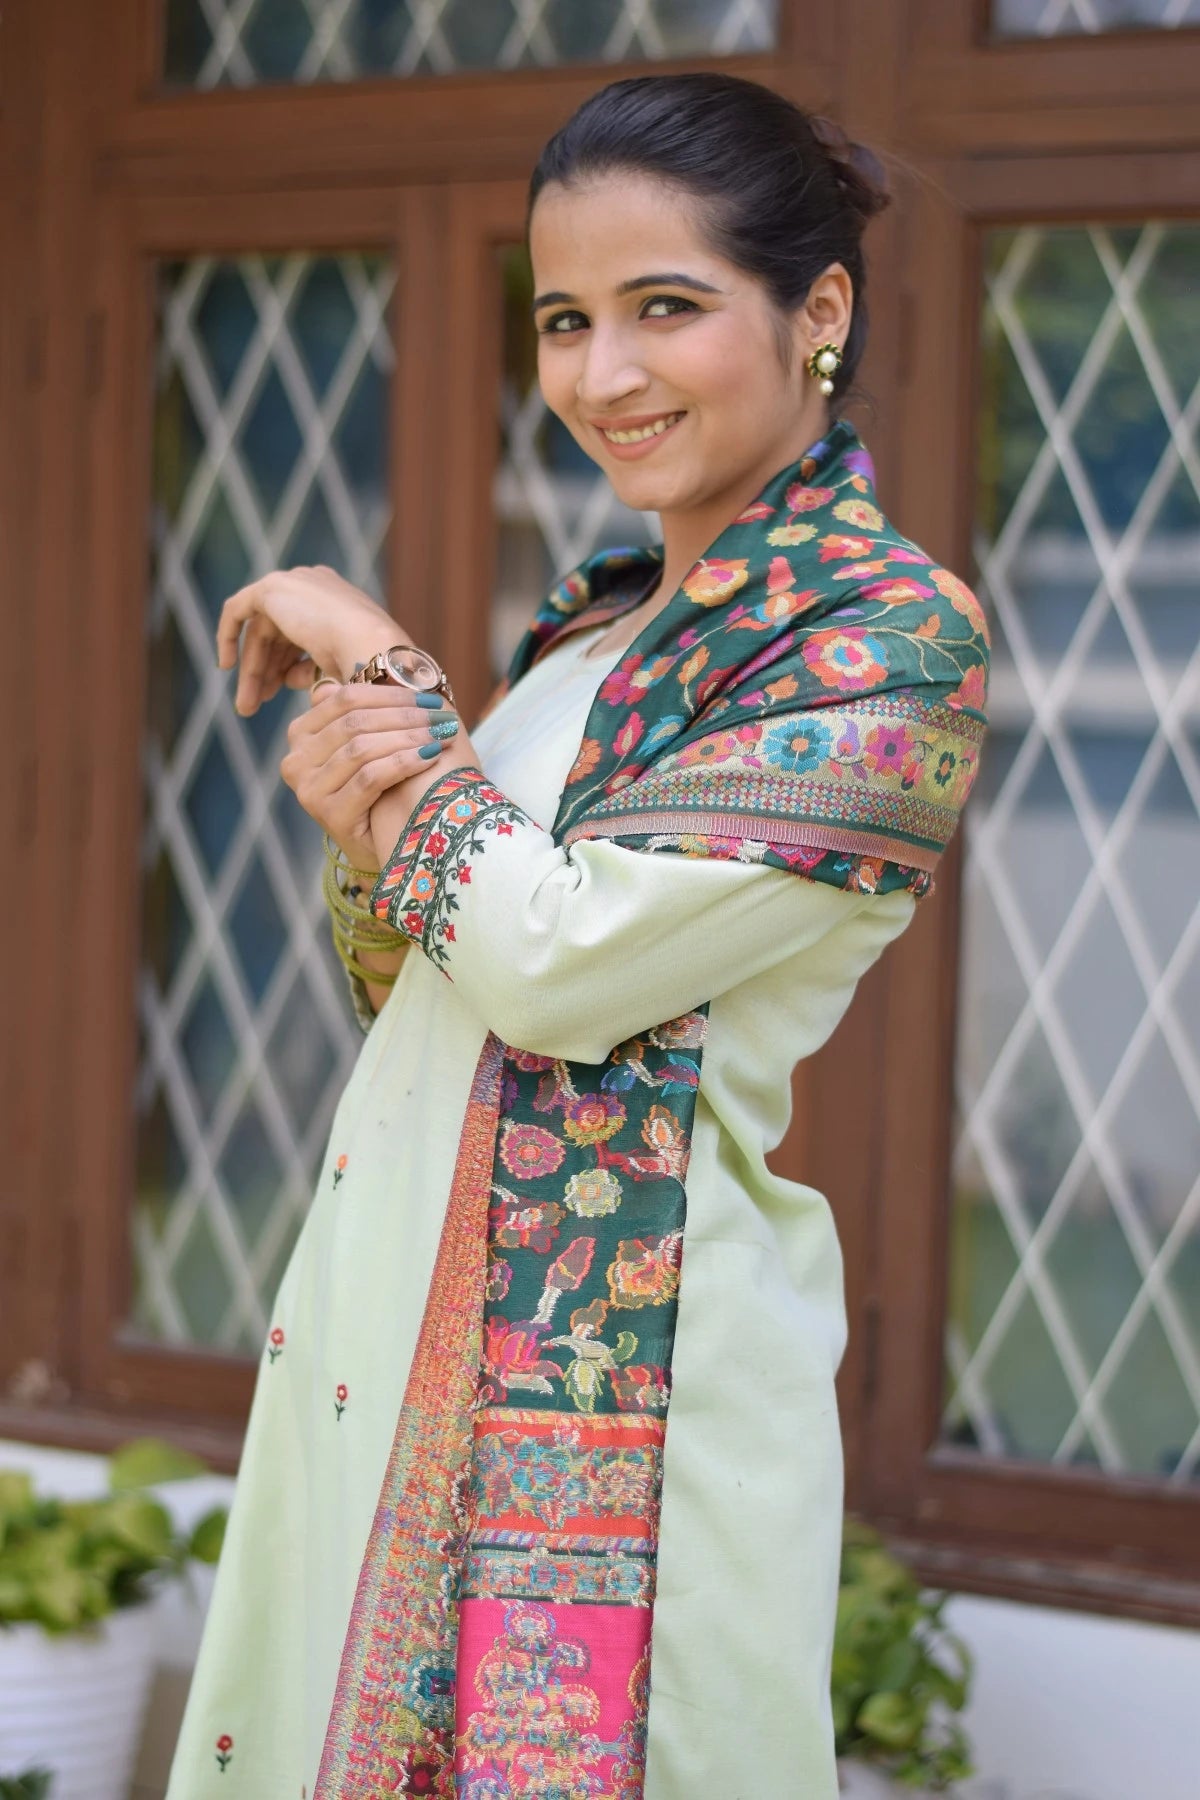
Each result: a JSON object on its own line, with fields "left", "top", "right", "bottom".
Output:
{"left": 1, "top": 0, "right": 1197, "bottom": 1627}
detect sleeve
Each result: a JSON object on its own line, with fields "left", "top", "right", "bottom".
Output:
{"left": 370, "top": 767, "right": 915, "bottom": 1062}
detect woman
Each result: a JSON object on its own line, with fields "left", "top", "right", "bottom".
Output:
{"left": 166, "top": 72, "right": 988, "bottom": 1800}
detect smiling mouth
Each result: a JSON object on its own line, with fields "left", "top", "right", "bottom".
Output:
{"left": 598, "top": 411, "right": 686, "bottom": 446}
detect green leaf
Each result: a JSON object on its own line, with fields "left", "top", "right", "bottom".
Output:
{"left": 612, "top": 1332, "right": 638, "bottom": 1365}
{"left": 0, "top": 1769, "right": 55, "bottom": 1800}
{"left": 108, "top": 1437, "right": 208, "bottom": 1492}
{"left": 0, "top": 1470, "right": 35, "bottom": 1522}
{"left": 188, "top": 1508, "right": 227, "bottom": 1565}
{"left": 99, "top": 1493, "right": 174, "bottom": 1560}
{"left": 873, "top": 1638, "right": 921, "bottom": 1693}
{"left": 562, "top": 1358, "right": 604, "bottom": 1413}
{"left": 858, "top": 1689, "right": 925, "bottom": 1751}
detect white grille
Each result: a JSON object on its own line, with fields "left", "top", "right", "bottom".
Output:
{"left": 164, "top": 0, "right": 778, "bottom": 87}
{"left": 993, "top": 0, "right": 1200, "bottom": 35}
{"left": 134, "top": 251, "right": 396, "bottom": 1352}
{"left": 944, "top": 223, "right": 1200, "bottom": 1482}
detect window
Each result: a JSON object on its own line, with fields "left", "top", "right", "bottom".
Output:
{"left": 135, "top": 252, "right": 394, "bottom": 1352}
{"left": 992, "top": 0, "right": 1200, "bottom": 37}
{"left": 162, "top": 0, "right": 779, "bottom": 88}
{"left": 946, "top": 223, "right": 1200, "bottom": 1484}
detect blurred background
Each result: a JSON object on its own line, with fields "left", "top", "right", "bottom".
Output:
{"left": 1, "top": 2, "right": 1198, "bottom": 1797}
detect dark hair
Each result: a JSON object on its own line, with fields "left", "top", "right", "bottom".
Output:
{"left": 527, "top": 72, "right": 891, "bottom": 409}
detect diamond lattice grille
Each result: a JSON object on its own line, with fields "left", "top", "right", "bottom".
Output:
{"left": 134, "top": 251, "right": 395, "bottom": 1353}
{"left": 164, "top": 0, "right": 777, "bottom": 86}
{"left": 993, "top": 0, "right": 1200, "bottom": 34}
{"left": 491, "top": 245, "right": 659, "bottom": 680}
{"left": 943, "top": 223, "right": 1200, "bottom": 1482}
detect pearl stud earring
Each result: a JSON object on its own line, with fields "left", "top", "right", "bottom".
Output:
{"left": 806, "top": 341, "right": 843, "bottom": 397}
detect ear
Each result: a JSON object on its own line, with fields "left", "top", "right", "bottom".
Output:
{"left": 792, "top": 262, "right": 854, "bottom": 368}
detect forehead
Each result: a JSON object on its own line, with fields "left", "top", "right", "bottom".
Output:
{"left": 529, "top": 172, "right": 726, "bottom": 288}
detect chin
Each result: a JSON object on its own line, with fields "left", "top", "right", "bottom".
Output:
{"left": 605, "top": 464, "right": 693, "bottom": 518}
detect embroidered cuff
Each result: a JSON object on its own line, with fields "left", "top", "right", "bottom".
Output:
{"left": 370, "top": 767, "right": 533, "bottom": 971}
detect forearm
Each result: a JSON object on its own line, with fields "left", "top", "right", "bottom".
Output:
{"left": 367, "top": 740, "right": 483, "bottom": 872}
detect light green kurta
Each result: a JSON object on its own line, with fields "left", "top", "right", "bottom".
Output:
{"left": 165, "top": 623, "right": 917, "bottom": 1800}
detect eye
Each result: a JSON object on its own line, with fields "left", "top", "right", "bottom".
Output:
{"left": 539, "top": 310, "right": 588, "bottom": 336}
{"left": 641, "top": 295, "right": 699, "bottom": 320}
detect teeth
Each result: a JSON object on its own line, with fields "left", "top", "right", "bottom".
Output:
{"left": 602, "top": 412, "right": 683, "bottom": 445}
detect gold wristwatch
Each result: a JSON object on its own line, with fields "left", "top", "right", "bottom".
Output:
{"left": 349, "top": 644, "right": 456, "bottom": 710}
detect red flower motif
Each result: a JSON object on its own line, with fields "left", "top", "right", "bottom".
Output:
{"left": 614, "top": 711, "right": 644, "bottom": 758}
{"left": 457, "top": 862, "right": 471, "bottom": 883}
{"left": 611, "top": 1363, "right": 671, "bottom": 1412}
{"left": 500, "top": 1122, "right": 565, "bottom": 1179}
{"left": 425, "top": 831, "right": 448, "bottom": 856}
{"left": 947, "top": 662, "right": 988, "bottom": 713}
{"left": 333, "top": 1152, "right": 348, "bottom": 1189}
{"left": 403, "top": 910, "right": 425, "bottom": 936}
{"left": 483, "top": 1319, "right": 560, "bottom": 1399}
{"left": 336, "top": 1383, "right": 348, "bottom": 1401}
{"left": 334, "top": 1383, "right": 348, "bottom": 1420}
{"left": 216, "top": 1736, "right": 233, "bottom": 1753}
{"left": 268, "top": 1326, "right": 285, "bottom": 1362}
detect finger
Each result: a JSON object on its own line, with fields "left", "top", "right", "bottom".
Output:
{"left": 286, "top": 659, "right": 319, "bottom": 693}
{"left": 234, "top": 616, "right": 279, "bottom": 716}
{"left": 291, "top": 697, "right": 455, "bottom": 756}
{"left": 264, "top": 638, "right": 308, "bottom": 707}
{"left": 216, "top": 575, "right": 269, "bottom": 671}
{"left": 328, "top": 725, "right": 453, "bottom": 781}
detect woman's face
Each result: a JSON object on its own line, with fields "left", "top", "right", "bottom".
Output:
{"left": 529, "top": 171, "right": 849, "bottom": 522}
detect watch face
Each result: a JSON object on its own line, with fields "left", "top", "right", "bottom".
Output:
{"left": 384, "top": 645, "right": 440, "bottom": 692}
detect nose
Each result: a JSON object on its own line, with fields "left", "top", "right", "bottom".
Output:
{"left": 575, "top": 322, "right": 649, "bottom": 412}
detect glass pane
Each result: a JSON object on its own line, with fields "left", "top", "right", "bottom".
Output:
{"left": 133, "top": 250, "right": 396, "bottom": 1353}
{"left": 943, "top": 222, "right": 1200, "bottom": 1483}
{"left": 492, "top": 244, "right": 658, "bottom": 683}
{"left": 993, "top": 0, "right": 1200, "bottom": 36}
{"left": 163, "top": 0, "right": 778, "bottom": 88}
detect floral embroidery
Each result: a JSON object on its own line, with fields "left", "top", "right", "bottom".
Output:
{"left": 611, "top": 1363, "right": 671, "bottom": 1414}
{"left": 370, "top": 770, "right": 531, "bottom": 970}
{"left": 215, "top": 1733, "right": 233, "bottom": 1772}
{"left": 267, "top": 1326, "right": 285, "bottom": 1363}
{"left": 499, "top": 1122, "right": 565, "bottom": 1180}
{"left": 563, "top": 1168, "right": 623, "bottom": 1217}
{"left": 485, "top": 1256, "right": 512, "bottom": 1302}
{"left": 681, "top": 556, "right": 749, "bottom": 607}
{"left": 333, "top": 1152, "right": 347, "bottom": 1188}
{"left": 802, "top": 625, "right": 889, "bottom": 691}
{"left": 562, "top": 1093, "right": 626, "bottom": 1147}
{"left": 334, "top": 1382, "right": 348, "bottom": 1421}
{"left": 607, "top": 1234, "right": 683, "bottom": 1310}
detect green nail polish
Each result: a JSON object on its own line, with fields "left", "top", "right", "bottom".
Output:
{"left": 428, "top": 719, "right": 459, "bottom": 741}
{"left": 418, "top": 742, "right": 442, "bottom": 759}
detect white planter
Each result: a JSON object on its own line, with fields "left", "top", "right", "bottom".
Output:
{"left": 0, "top": 1603, "right": 158, "bottom": 1800}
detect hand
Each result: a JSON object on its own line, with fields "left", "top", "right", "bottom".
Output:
{"left": 279, "top": 680, "right": 460, "bottom": 869}
{"left": 216, "top": 564, "right": 405, "bottom": 715}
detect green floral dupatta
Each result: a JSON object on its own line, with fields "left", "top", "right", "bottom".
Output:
{"left": 315, "top": 417, "right": 989, "bottom": 1798}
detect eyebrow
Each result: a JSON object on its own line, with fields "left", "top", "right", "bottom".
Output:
{"left": 532, "top": 271, "right": 724, "bottom": 312}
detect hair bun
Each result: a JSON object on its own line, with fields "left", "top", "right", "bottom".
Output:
{"left": 808, "top": 113, "right": 892, "bottom": 223}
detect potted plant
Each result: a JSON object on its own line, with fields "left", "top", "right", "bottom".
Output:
{"left": 0, "top": 1438, "right": 227, "bottom": 1800}
{"left": 835, "top": 1519, "right": 974, "bottom": 1795}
